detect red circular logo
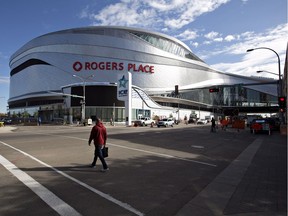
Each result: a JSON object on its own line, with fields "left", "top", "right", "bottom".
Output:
{"left": 73, "top": 61, "right": 83, "bottom": 72}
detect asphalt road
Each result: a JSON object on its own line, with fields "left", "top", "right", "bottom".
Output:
{"left": 0, "top": 124, "right": 259, "bottom": 216}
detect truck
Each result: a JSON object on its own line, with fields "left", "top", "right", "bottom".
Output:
{"left": 134, "top": 117, "right": 155, "bottom": 126}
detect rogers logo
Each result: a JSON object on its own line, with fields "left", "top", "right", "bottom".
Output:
{"left": 72, "top": 61, "right": 154, "bottom": 73}
{"left": 73, "top": 61, "right": 83, "bottom": 72}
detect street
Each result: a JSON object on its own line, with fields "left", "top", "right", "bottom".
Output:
{"left": 0, "top": 124, "right": 286, "bottom": 216}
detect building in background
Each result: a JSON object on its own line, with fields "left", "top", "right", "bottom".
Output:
{"left": 9, "top": 26, "right": 279, "bottom": 123}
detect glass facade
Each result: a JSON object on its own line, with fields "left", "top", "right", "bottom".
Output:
{"left": 84, "top": 106, "right": 125, "bottom": 123}
{"left": 130, "top": 32, "right": 203, "bottom": 62}
{"left": 8, "top": 84, "right": 278, "bottom": 123}
{"left": 155, "top": 86, "right": 278, "bottom": 109}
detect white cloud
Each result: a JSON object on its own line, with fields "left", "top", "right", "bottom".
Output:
{"left": 224, "top": 35, "right": 235, "bottom": 42}
{"left": 214, "top": 37, "right": 223, "bottom": 42}
{"left": 209, "top": 23, "right": 288, "bottom": 77}
{"left": 91, "top": 1, "right": 148, "bottom": 26}
{"left": 176, "top": 29, "right": 198, "bottom": 41}
{"left": 205, "top": 31, "right": 220, "bottom": 39}
{"left": 83, "top": 0, "right": 231, "bottom": 30}
{"left": 79, "top": 6, "right": 90, "bottom": 19}
{"left": 203, "top": 31, "right": 224, "bottom": 43}
{"left": 147, "top": 0, "right": 189, "bottom": 12}
{"left": 164, "top": 0, "right": 230, "bottom": 29}
{"left": 191, "top": 42, "right": 199, "bottom": 48}
{"left": 203, "top": 40, "right": 212, "bottom": 45}
{"left": 0, "top": 76, "right": 9, "bottom": 84}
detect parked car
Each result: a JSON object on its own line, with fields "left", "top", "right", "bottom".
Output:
{"left": 134, "top": 117, "right": 155, "bottom": 126}
{"left": 188, "top": 118, "right": 196, "bottom": 124}
{"left": 1, "top": 118, "right": 12, "bottom": 125}
{"left": 266, "top": 117, "right": 280, "bottom": 131}
{"left": 196, "top": 119, "right": 208, "bottom": 125}
{"left": 250, "top": 118, "right": 272, "bottom": 134}
{"left": 157, "top": 118, "right": 174, "bottom": 127}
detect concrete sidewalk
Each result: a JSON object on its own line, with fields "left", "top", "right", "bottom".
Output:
{"left": 176, "top": 132, "right": 287, "bottom": 216}
{"left": 0, "top": 126, "right": 17, "bottom": 133}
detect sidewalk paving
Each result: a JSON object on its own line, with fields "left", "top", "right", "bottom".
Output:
{"left": 176, "top": 132, "right": 287, "bottom": 216}
{"left": 0, "top": 126, "right": 17, "bottom": 133}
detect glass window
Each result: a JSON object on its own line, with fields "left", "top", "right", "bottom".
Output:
{"left": 130, "top": 31, "right": 204, "bottom": 62}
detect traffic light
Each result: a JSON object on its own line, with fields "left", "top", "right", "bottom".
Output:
{"left": 278, "top": 97, "right": 286, "bottom": 113}
{"left": 278, "top": 96, "right": 286, "bottom": 108}
{"left": 209, "top": 88, "right": 219, "bottom": 93}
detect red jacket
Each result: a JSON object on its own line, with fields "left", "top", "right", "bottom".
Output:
{"left": 89, "top": 122, "right": 107, "bottom": 146}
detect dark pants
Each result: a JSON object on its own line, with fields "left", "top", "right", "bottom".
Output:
{"left": 211, "top": 125, "right": 216, "bottom": 132}
{"left": 92, "top": 145, "right": 108, "bottom": 169}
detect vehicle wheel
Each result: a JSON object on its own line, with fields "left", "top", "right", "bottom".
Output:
{"left": 157, "top": 126, "right": 160, "bottom": 128}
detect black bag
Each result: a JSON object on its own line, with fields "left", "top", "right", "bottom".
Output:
{"left": 102, "top": 147, "right": 108, "bottom": 158}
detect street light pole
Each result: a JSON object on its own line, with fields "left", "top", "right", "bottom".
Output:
{"left": 256, "top": 70, "right": 283, "bottom": 78}
{"left": 247, "top": 47, "right": 284, "bottom": 123}
{"left": 72, "top": 74, "right": 94, "bottom": 124}
{"left": 247, "top": 47, "right": 282, "bottom": 96}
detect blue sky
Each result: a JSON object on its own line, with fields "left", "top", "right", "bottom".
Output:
{"left": 0, "top": 0, "right": 287, "bottom": 114}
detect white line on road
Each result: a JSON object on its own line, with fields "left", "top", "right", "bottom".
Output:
{"left": 0, "top": 154, "right": 82, "bottom": 216}
{"left": 0, "top": 140, "right": 144, "bottom": 216}
{"left": 33, "top": 133, "right": 217, "bottom": 167}
{"left": 108, "top": 142, "right": 217, "bottom": 167}
{"left": 18, "top": 130, "right": 217, "bottom": 167}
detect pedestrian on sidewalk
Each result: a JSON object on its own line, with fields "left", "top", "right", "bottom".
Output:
{"left": 184, "top": 115, "right": 188, "bottom": 125}
{"left": 88, "top": 117, "right": 109, "bottom": 172}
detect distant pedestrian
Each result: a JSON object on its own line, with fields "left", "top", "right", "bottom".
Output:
{"left": 211, "top": 117, "right": 216, "bottom": 132}
{"left": 88, "top": 117, "right": 109, "bottom": 172}
{"left": 38, "top": 116, "right": 42, "bottom": 126}
{"left": 184, "top": 115, "right": 188, "bottom": 125}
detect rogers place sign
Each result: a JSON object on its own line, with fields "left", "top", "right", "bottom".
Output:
{"left": 73, "top": 61, "right": 154, "bottom": 73}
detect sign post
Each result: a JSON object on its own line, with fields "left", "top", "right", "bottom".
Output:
{"left": 117, "top": 72, "right": 132, "bottom": 126}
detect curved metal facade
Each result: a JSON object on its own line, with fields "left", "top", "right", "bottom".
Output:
{"left": 9, "top": 26, "right": 276, "bottom": 110}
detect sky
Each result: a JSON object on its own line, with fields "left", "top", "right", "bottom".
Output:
{"left": 0, "top": 0, "right": 287, "bottom": 114}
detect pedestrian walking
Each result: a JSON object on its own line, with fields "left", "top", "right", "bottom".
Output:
{"left": 211, "top": 117, "right": 216, "bottom": 132}
{"left": 88, "top": 117, "right": 109, "bottom": 172}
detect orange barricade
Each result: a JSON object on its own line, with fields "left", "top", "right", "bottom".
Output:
{"left": 232, "top": 120, "right": 245, "bottom": 129}
{"left": 220, "top": 119, "right": 228, "bottom": 130}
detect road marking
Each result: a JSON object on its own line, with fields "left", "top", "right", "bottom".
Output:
{"left": 191, "top": 145, "right": 205, "bottom": 149}
{"left": 15, "top": 131, "right": 217, "bottom": 167}
{"left": 108, "top": 142, "right": 217, "bottom": 167}
{"left": 176, "top": 138, "right": 263, "bottom": 215}
{"left": 0, "top": 154, "right": 82, "bottom": 216}
{"left": 43, "top": 133, "right": 216, "bottom": 167}
{"left": 0, "top": 141, "right": 144, "bottom": 216}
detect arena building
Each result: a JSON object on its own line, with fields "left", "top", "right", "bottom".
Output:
{"left": 9, "top": 26, "right": 278, "bottom": 124}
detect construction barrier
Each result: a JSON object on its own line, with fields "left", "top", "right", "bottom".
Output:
{"left": 232, "top": 120, "right": 245, "bottom": 129}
